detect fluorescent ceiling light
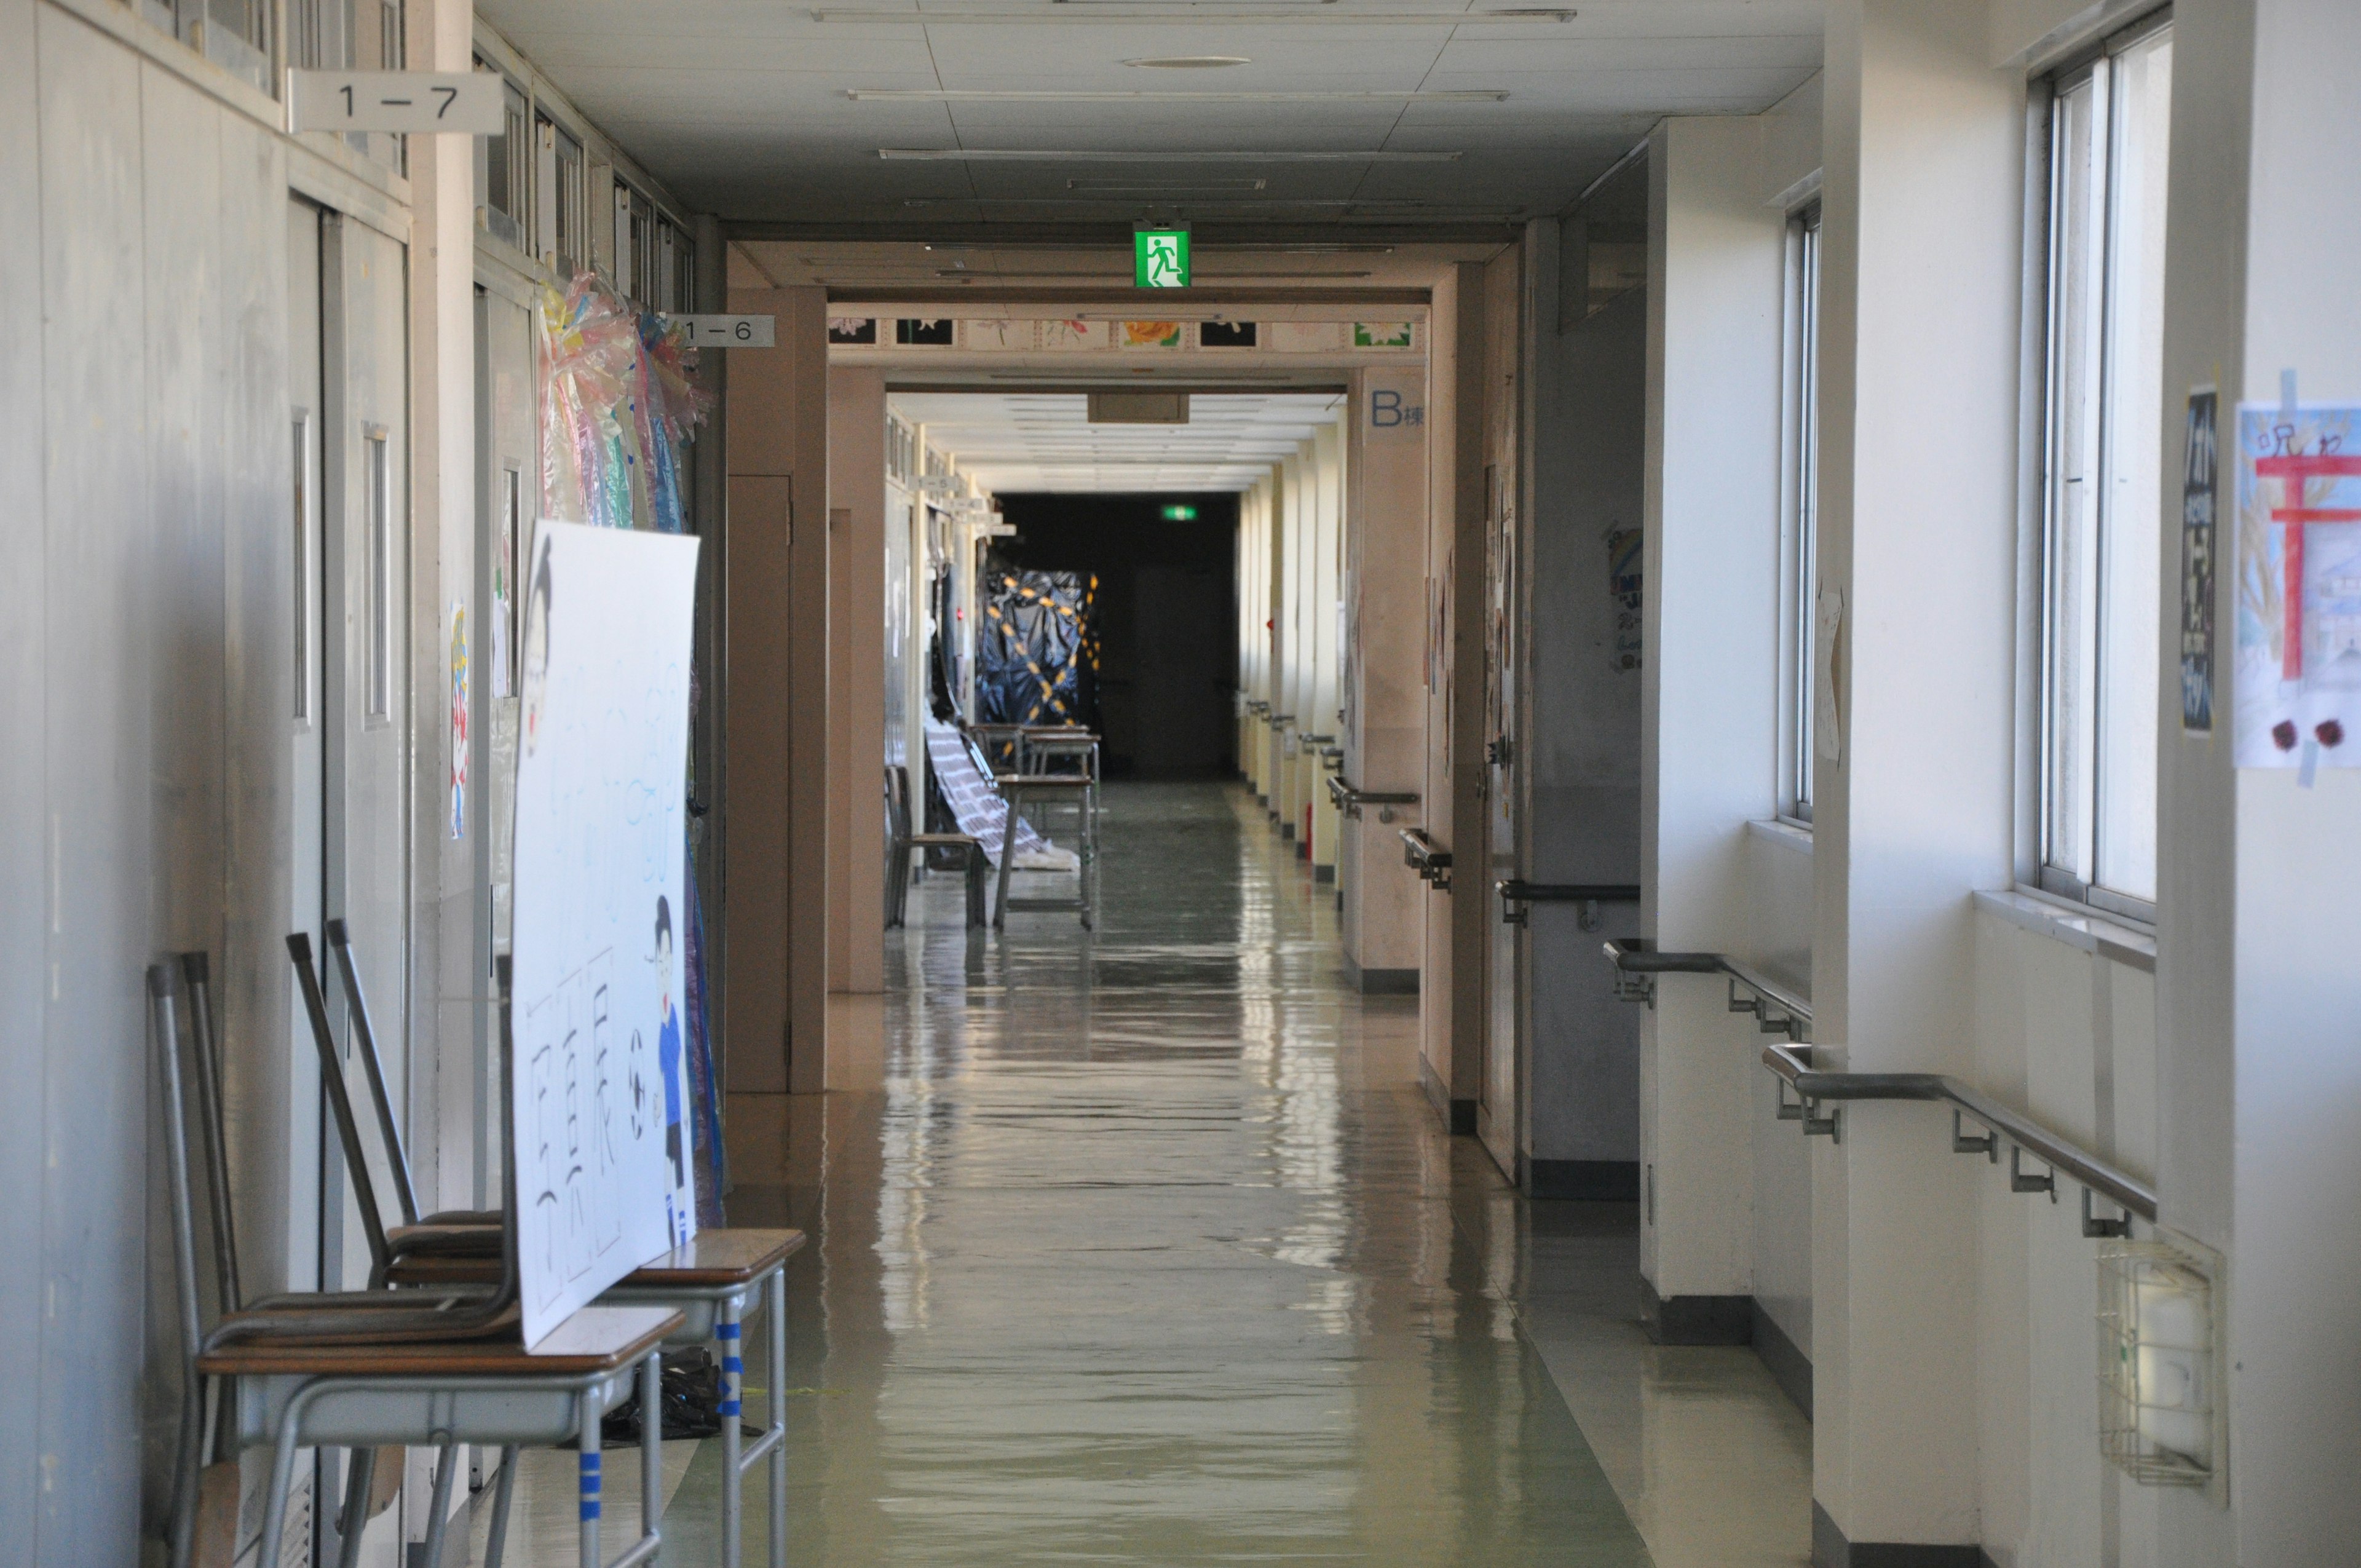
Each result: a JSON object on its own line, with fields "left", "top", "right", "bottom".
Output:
{"left": 1123, "top": 54, "right": 1252, "bottom": 66}
{"left": 1067, "top": 177, "right": 1268, "bottom": 190}
{"left": 814, "top": 8, "right": 1574, "bottom": 22}
{"left": 848, "top": 87, "right": 1506, "bottom": 101}
{"left": 878, "top": 148, "right": 1461, "bottom": 162}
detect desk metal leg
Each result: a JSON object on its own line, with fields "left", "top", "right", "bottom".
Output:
{"left": 994, "top": 800, "right": 1020, "bottom": 928}
{"left": 335, "top": 1447, "right": 375, "bottom": 1568}
{"left": 483, "top": 1447, "right": 519, "bottom": 1568}
{"left": 720, "top": 1294, "right": 745, "bottom": 1568}
{"left": 255, "top": 1398, "right": 309, "bottom": 1568}
{"left": 769, "top": 1267, "right": 788, "bottom": 1568}
{"left": 639, "top": 1350, "right": 663, "bottom": 1565}
{"left": 578, "top": 1382, "right": 604, "bottom": 1568}
{"left": 421, "top": 1441, "right": 459, "bottom": 1568}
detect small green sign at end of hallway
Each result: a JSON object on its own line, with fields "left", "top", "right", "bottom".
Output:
{"left": 1161, "top": 504, "right": 1198, "bottom": 521}
{"left": 1135, "top": 228, "right": 1191, "bottom": 288}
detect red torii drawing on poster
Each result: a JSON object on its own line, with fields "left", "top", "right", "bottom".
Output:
{"left": 2255, "top": 448, "right": 2361, "bottom": 679}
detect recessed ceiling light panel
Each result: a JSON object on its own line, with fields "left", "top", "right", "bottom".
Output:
{"left": 1122, "top": 54, "right": 1252, "bottom": 67}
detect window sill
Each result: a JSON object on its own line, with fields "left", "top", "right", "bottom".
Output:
{"left": 1746, "top": 818, "right": 1814, "bottom": 855}
{"left": 1972, "top": 888, "right": 2156, "bottom": 974}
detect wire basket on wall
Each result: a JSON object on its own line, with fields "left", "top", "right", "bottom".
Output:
{"left": 2096, "top": 1238, "right": 2218, "bottom": 1489}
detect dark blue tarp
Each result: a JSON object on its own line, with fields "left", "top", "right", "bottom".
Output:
{"left": 976, "top": 558, "right": 1098, "bottom": 731}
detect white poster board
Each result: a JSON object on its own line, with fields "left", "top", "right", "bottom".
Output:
{"left": 511, "top": 521, "right": 702, "bottom": 1345}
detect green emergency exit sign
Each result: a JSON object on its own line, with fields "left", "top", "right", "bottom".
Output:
{"left": 1161, "top": 503, "right": 1198, "bottom": 521}
{"left": 1134, "top": 228, "right": 1191, "bottom": 288}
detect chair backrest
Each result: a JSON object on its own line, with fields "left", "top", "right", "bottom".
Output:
{"left": 885, "top": 764, "right": 912, "bottom": 846}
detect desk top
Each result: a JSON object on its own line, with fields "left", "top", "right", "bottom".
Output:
{"left": 384, "top": 1227, "right": 806, "bottom": 1291}
{"left": 197, "top": 1304, "right": 681, "bottom": 1377}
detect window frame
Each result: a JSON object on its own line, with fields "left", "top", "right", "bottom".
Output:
{"left": 1778, "top": 199, "right": 1822, "bottom": 826}
{"left": 2031, "top": 5, "right": 2172, "bottom": 925}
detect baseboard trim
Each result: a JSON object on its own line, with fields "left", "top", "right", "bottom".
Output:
{"left": 1752, "top": 1299, "right": 1813, "bottom": 1419}
{"left": 1639, "top": 1276, "right": 1751, "bottom": 1346}
{"left": 1811, "top": 1503, "right": 1982, "bottom": 1568}
{"left": 1342, "top": 960, "right": 1418, "bottom": 994}
{"left": 1526, "top": 1159, "right": 1640, "bottom": 1202}
{"left": 1417, "top": 1055, "right": 1477, "bottom": 1135}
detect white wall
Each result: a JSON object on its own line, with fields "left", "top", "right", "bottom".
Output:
{"left": 1640, "top": 112, "right": 1790, "bottom": 1311}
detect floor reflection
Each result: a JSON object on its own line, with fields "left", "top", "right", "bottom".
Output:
{"left": 722, "top": 783, "right": 1652, "bottom": 1566}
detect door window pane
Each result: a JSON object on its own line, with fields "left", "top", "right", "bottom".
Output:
{"left": 367, "top": 429, "right": 392, "bottom": 721}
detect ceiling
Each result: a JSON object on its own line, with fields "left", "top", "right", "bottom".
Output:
{"left": 891, "top": 390, "right": 1343, "bottom": 491}
{"left": 475, "top": 0, "right": 1821, "bottom": 234}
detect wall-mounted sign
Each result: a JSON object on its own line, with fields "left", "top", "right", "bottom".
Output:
{"left": 1134, "top": 227, "right": 1192, "bottom": 289}
{"left": 666, "top": 314, "right": 775, "bottom": 348}
{"left": 1161, "top": 504, "right": 1199, "bottom": 521}
{"left": 287, "top": 69, "right": 505, "bottom": 135}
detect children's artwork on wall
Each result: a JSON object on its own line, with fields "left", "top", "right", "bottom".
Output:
{"left": 1199, "top": 320, "right": 1257, "bottom": 348}
{"left": 1270, "top": 322, "right": 1346, "bottom": 354}
{"left": 2234, "top": 402, "right": 2361, "bottom": 771}
{"left": 1039, "top": 319, "right": 1104, "bottom": 351}
{"left": 828, "top": 317, "right": 878, "bottom": 344}
{"left": 961, "top": 319, "right": 1029, "bottom": 351}
{"left": 896, "top": 318, "right": 955, "bottom": 346}
{"left": 510, "top": 521, "right": 702, "bottom": 1345}
{"left": 1353, "top": 322, "right": 1414, "bottom": 349}
{"left": 1120, "top": 320, "right": 1182, "bottom": 349}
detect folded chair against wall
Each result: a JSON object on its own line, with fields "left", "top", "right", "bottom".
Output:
{"left": 156, "top": 960, "right": 676, "bottom": 1568}
{"left": 307, "top": 925, "right": 805, "bottom": 1568}
{"left": 885, "top": 764, "right": 988, "bottom": 929}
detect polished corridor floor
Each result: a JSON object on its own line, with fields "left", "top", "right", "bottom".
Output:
{"left": 477, "top": 782, "right": 1808, "bottom": 1566}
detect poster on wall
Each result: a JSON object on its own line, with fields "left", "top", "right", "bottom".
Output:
{"left": 510, "top": 521, "right": 702, "bottom": 1345}
{"left": 2179, "top": 389, "right": 2218, "bottom": 732}
{"left": 2234, "top": 402, "right": 2361, "bottom": 771}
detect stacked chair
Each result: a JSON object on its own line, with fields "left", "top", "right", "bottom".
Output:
{"left": 159, "top": 925, "right": 802, "bottom": 1568}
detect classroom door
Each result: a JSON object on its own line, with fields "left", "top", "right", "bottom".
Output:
{"left": 320, "top": 210, "right": 412, "bottom": 1296}
{"left": 1479, "top": 466, "right": 1522, "bottom": 1180}
{"left": 477, "top": 281, "right": 536, "bottom": 1203}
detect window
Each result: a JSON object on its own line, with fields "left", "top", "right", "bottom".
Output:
{"left": 1782, "top": 202, "right": 1822, "bottom": 822}
{"left": 536, "top": 114, "right": 587, "bottom": 272}
{"left": 478, "top": 66, "right": 532, "bottom": 254}
{"left": 2038, "top": 14, "right": 2172, "bottom": 915}
{"left": 293, "top": 412, "right": 313, "bottom": 724}
{"left": 366, "top": 428, "right": 392, "bottom": 721}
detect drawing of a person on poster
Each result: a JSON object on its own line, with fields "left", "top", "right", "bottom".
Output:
{"left": 655, "top": 895, "right": 691, "bottom": 1248}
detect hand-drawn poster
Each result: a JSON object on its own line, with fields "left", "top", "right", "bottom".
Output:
{"left": 2234, "top": 403, "right": 2361, "bottom": 769}
{"left": 2179, "top": 390, "right": 2218, "bottom": 732}
{"left": 511, "top": 521, "right": 702, "bottom": 1345}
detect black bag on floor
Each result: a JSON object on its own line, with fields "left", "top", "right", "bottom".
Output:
{"left": 601, "top": 1347, "right": 727, "bottom": 1445}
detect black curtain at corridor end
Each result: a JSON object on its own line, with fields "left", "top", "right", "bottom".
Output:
{"left": 975, "top": 556, "right": 1099, "bottom": 732}
{"left": 989, "top": 493, "right": 1238, "bottom": 778}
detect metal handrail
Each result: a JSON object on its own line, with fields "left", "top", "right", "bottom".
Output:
{"left": 1497, "top": 881, "right": 1640, "bottom": 929}
{"left": 1602, "top": 936, "right": 1809, "bottom": 1037}
{"left": 1761, "top": 1042, "right": 2154, "bottom": 1228}
{"left": 1327, "top": 775, "right": 1420, "bottom": 822}
{"left": 1399, "top": 828, "right": 1451, "bottom": 890}
{"left": 1599, "top": 938, "right": 2154, "bottom": 1232}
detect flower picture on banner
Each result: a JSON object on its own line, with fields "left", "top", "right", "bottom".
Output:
{"left": 2234, "top": 403, "right": 2361, "bottom": 769}
{"left": 510, "top": 520, "right": 702, "bottom": 1345}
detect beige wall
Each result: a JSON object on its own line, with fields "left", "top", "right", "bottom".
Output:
{"left": 827, "top": 365, "right": 886, "bottom": 995}
{"left": 724, "top": 285, "right": 832, "bottom": 1094}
